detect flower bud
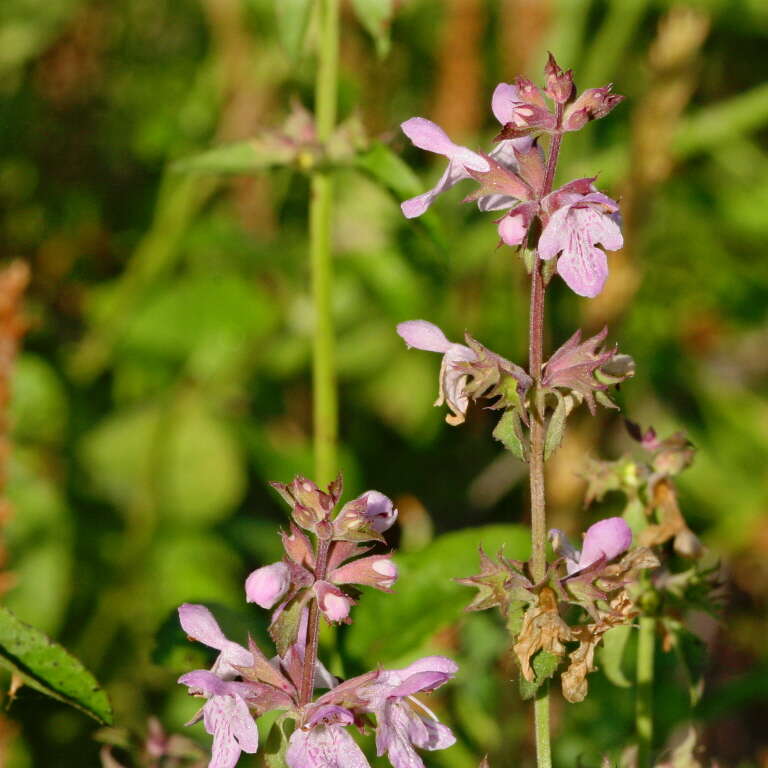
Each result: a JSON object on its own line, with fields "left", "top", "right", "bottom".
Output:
{"left": 563, "top": 86, "right": 624, "bottom": 131}
{"left": 313, "top": 580, "right": 354, "bottom": 623}
{"left": 270, "top": 474, "right": 343, "bottom": 531}
{"left": 333, "top": 491, "right": 398, "bottom": 542}
{"left": 544, "top": 53, "right": 574, "bottom": 104}
{"left": 245, "top": 562, "right": 291, "bottom": 608}
{"left": 330, "top": 554, "right": 399, "bottom": 591}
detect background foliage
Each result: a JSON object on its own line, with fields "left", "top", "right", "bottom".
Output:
{"left": 1, "top": 0, "right": 767, "bottom": 765}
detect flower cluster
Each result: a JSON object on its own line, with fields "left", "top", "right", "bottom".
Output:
{"left": 400, "top": 54, "right": 624, "bottom": 298}
{"left": 177, "top": 475, "right": 457, "bottom": 768}
{"left": 460, "top": 516, "right": 659, "bottom": 703}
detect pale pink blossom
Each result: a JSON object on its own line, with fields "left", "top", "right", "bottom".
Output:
{"left": 245, "top": 561, "right": 292, "bottom": 609}
{"left": 397, "top": 320, "right": 476, "bottom": 425}
{"left": 539, "top": 180, "right": 623, "bottom": 298}
{"left": 549, "top": 517, "right": 632, "bottom": 575}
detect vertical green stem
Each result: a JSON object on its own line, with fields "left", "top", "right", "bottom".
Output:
{"left": 534, "top": 685, "right": 553, "bottom": 768}
{"left": 636, "top": 615, "right": 656, "bottom": 768}
{"left": 310, "top": 0, "right": 340, "bottom": 485}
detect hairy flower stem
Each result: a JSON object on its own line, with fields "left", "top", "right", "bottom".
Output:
{"left": 636, "top": 615, "right": 656, "bottom": 767}
{"left": 300, "top": 538, "right": 331, "bottom": 705}
{"left": 310, "top": 0, "right": 340, "bottom": 485}
{"left": 529, "top": 110, "right": 564, "bottom": 768}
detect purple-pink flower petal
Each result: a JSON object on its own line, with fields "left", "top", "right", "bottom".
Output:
{"left": 400, "top": 118, "right": 488, "bottom": 171}
{"left": 245, "top": 561, "right": 291, "bottom": 609}
{"left": 397, "top": 320, "right": 452, "bottom": 353}
{"left": 178, "top": 604, "right": 229, "bottom": 651}
{"left": 491, "top": 83, "right": 521, "bottom": 125}
{"left": 578, "top": 517, "right": 632, "bottom": 570}
{"left": 286, "top": 725, "right": 370, "bottom": 768}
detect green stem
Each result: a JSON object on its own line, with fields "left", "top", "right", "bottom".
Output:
{"left": 310, "top": 0, "right": 340, "bottom": 485}
{"left": 534, "top": 685, "right": 553, "bottom": 768}
{"left": 636, "top": 615, "right": 656, "bottom": 768}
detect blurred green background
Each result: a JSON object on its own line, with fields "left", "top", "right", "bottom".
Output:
{"left": 1, "top": 0, "right": 768, "bottom": 765}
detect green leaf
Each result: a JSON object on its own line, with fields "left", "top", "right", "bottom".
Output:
{"left": 350, "top": 0, "right": 393, "bottom": 57}
{"left": 264, "top": 715, "right": 295, "bottom": 768}
{"left": 275, "top": 0, "right": 313, "bottom": 62}
{"left": 544, "top": 394, "right": 567, "bottom": 460}
{"left": 0, "top": 606, "right": 112, "bottom": 724}
{"left": 346, "top": 525, "right": 529, "bottom": 664}
{"left": 269, "top": 595, "right": 308, "bottom": 657}
{"left": 493, "top": 409, "right": 527, "bottom": 461}
{"left": 519, "top": 650, "right": 560, "bottom": 700}
{"left": 173, "top": 139, "right": 296, "bottom": 175}
{"left": 158, "top": 392, "right": 247, "bottom": 524}
{"left": 599, "top": 624, "right": 634, "bottom": 688}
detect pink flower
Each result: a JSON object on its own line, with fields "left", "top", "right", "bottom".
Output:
{"left": 178, "top": 604, "right": 252, "bottom": 679}
{"left": 400, "top": 84, "right": 533, "bottom": 219}
{"left": 178, "top": 671, "right": 259, "bottom": 768}
{"left": 286, "top": 706, "right": 370, "bottom": 768}
{"left": 539, "top": 179, "right": 623, "bottom": 298}
{"left": 245, "top": 562, "right": 291, "bottom": 609}
{"left": 397, "top": 320, "right": 477, "bottom": 425}
{"left": 356, "top": 656, "right": 458, "bottom": 768}
{"left": 330, "top": 554, "right": 398, "bottom": 591}
{"left": 313, "top": 580, "right": 354, "bottom": 623}
{"left": 549, "top": 517, "right": 632, "bottom": 575}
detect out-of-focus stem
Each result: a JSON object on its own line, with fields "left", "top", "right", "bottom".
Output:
{"left": 299, "top": 538, "right": 330, "bottom": 705}
{"left": 310, "top": 0, "right": 339, "bottom": 485}
{"left": 636, "top": 615, "right": 656, "bottom": 768}
{"left": 528, "top": 109, "right": 564, "bottom": 768}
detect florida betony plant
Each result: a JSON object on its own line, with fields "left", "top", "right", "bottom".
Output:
{"left": 395, "top": 54, "right": 677, "bottom": 767}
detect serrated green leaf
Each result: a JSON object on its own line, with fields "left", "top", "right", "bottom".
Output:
{"left": 518, "top": 650, "right": 560, "bottom": 701}
{"left": 544, "top": 394, "right": 567, "bottom": 460}
{"left": 275, "top": 0, "right": 313, "bottom": 61}
{"left": 350, "top": 0, "right": 393, "bottom": 57}
{"left": 599, "top": 624, "right": 634, "bottom": 688}
{"left": 0, "top": 606, "right": 112, "bottom": 724}
{"left": 347, "top": 525, "right": 529, "bottom": 664}
{"left": 173, "top": 139, "right": 295, "bottom": 175}
{"left": 264, "top": 716, "right": 295, "bottom": 768}
{"left": 493, "top": 409, "right": 527, "bottom": 461}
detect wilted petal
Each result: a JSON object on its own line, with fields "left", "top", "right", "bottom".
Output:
{"left": 578, "top": 517, "right": 632, "bottom": 570}
{"left": 397, "top": 320, "right": 452, "bottom": 353}
{"left": 286, "top": 725, "right": 370, "bottom": 768}
{"left": 245, "top": 561, "right": 291, "bottom": 609}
